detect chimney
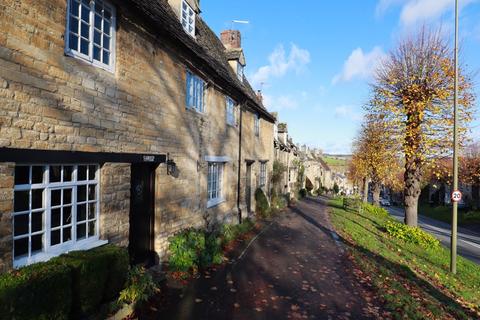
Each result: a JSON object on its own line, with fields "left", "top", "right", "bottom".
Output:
{"left": 256, "top": 90, "right": 263, "bottom": 103}
{"left": 221, "top": 30, "right": 241, "bottom": 50}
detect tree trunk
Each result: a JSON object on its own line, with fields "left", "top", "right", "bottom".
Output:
{"left": 362, "top": 177, "right": 369, "bottom": 203}
{"left": 372, "top": 181, "right": 381, "bottom": 206}
{"left": 404, "top": 161, "right": 422, "bottom": 227}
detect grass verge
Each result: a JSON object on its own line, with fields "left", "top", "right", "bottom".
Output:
{"left": 328, "top": 198, "right": 480, "bottom": 320}
{"left": 419, "top": 204, "right": 480, "bottom": 225}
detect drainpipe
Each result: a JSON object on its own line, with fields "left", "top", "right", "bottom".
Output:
{"left": 236, "top": 100, "right": 245, "bottom": 224}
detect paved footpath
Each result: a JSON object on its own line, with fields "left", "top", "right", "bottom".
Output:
{"left": 145, "top": 198, "right": 384, "bottom": 319}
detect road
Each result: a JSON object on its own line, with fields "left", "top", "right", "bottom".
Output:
{"left": 387, "top": 206, "right": 480, "bottom": 265}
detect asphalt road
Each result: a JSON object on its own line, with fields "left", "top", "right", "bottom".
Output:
{"left": 387, "top": 206, "right": 480, "bottom": 265}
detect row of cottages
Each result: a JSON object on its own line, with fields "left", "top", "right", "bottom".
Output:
{"left": 0, "top": 0, "right": 275, "bottom": 272}
{"left": 272, "top": 121, "right": 300, "bottom": 196}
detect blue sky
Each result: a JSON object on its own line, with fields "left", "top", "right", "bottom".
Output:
{"left": 202, "top": 0, "right": 480, "bottom": 154}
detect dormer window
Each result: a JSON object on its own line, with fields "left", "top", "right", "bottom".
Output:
{"left": 181, "top": 0, "right": 195, "bottom": 37}
{"left": 237, "top": 63, "right": 244, "bottom": 81}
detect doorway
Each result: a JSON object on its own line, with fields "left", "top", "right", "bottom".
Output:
{"left": 129, "top": 163, "right": 156, "bottom": 265}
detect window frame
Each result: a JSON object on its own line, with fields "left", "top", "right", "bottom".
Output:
{"left": 237, "top": 63, "right": 244, "bottom": 82}
{"left": 206, "top": 161, "right": 226, "bottom": 208}
{"left": 226, "top": 96, "right": 237, "bottom": 127}
{"left": 186, "top": 70, "right": 206, "bottom": 113}
{"left": 12, "top": 164, "right": 106, "bottom": 268}
{"left": 180, "top": 0, "right": 196, "bottom": 37}
{"left": 254, "top": 114, "right": 260, "bottom": 137}
{"left": 259, "top": 162, "right": 267, "bottom": 187}
{"left": 65, "top": 0, "right": 116, "bottom": 73}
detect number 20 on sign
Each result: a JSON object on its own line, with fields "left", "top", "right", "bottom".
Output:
{"left": 451, "top": 190, "right": 462, "bottom": 202}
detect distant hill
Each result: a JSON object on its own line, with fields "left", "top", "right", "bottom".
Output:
{"left": 322, "top": 154, "right": 351, "bottom": 173}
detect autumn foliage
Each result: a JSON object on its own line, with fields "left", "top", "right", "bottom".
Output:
{"left": 365, "top": 28, "right": 475, "bottom": 226}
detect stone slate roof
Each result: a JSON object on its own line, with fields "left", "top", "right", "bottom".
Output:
{"left": 124, "top": 0, "right": 274, "bottom": 122}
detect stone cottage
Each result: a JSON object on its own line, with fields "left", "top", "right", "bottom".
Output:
{"left": 0, "top": 0, "right": 275, "bottom": 272}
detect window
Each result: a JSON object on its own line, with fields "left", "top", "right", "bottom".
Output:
{"left": 237, "top": 63, "right": 244, "bottom": 81}
{"left": 259, "top": 162, "right": 267, "bottom": 187}
{"left": 186, "top": 71, "right": 205, "bottom": 113}
{"left": 66, "top": 0, "right": 115, "bottom": 71}
{"left": 12, "top": 165, "right": 103, "bottom": 267}
{"left": 181, "top": 0, "right": 195, "bottom": 37}
{"left": 254, "top": 114, "right": 260, "bottom": 137}
{"left": 226, "top": 97, "right": 237, "bottom": 126}
{"left": 207, "top": 162, "right": 224, "bottom": 207}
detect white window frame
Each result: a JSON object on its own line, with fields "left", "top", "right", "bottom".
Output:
{"left": 65, "top": 0, "right": 116, "bottom": 72}
{"left": 12, "top": 164, "right": 106, "bottom": 268}
{"left": 226, "top": 96, "right": 237, "bottom": 126}
{"left": 207, "top": 159, "right": 227, "bottom": 208}
{"left": 181, "top": 0, "right": 196, "bottom": 37}
{"left": 237, "top": 63, "right": 244, "bottom": 81}
{"left": 259, "top": 162, "right": 267, "bottom": 187}
{"left": 254, "top": 114, "right": 260, "bottom": 137}
{"left": 186, "top": 70, "right": 205, "bottom": 113}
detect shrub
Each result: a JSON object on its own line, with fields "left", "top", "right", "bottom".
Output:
{"left": 168, "top": 229, "right": 204, "bottom": 274}
{"left": 271, "top": 195, "right": 287, "bottom": 210}
{"left": 168, "top": 229, "right": 224, "bottom": 275}
{"left": 255, "top": 188, "right": 271, "bottom": 217}
{"left": 0, "top": 261, "right": 72, "bottom": 320}
{"left": 299, "top": 188, "right": 307, "bottom": 198}
{"left": 118, "top": 266, "right": 157, "bottom": 307}
{"left": 385, "top": 220, "right": 440, "bottom": 249}
{"left": 333, "top": 183, "right": 340, "bottom": 194}
{"left": 362, "top": 203, "right": 389, "bottom": 217}
{"left": 54, "top": 245, "right": 129, "bottom": 317}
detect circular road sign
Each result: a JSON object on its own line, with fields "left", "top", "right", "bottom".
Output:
{"left": 451, "top": 190, "right": 462, "bottom": 202}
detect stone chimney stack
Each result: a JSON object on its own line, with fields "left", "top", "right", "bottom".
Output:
{"left": 221, "top": 30, "right": 241, "bottom": 50}
{"left": 256, "top": 90, "right": 263, "bottom": 103}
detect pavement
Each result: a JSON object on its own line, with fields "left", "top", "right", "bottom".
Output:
{"left": 387, "top": 206, "right": 480, "bottom": 264}
{"left": 140, "top": 198, "right": 385, "bottom": 319}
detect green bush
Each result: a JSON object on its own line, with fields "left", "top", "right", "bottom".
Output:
{"left": 271, "top": 195, "right": 287, "bottom": 210}
{"left": 299, "top": 188, "right": 307, "bottom": 198}
{"left": 385, "top": 220, "right": 440, "bottom": 249}
{"left": 168, "top": 229, "right": 224, "bottom": 275}
{"left": 168, "top": 229, "right": 204, "bottom": 273}
{"left": 199, "top": 233, "right": 223, "bottom": 267}
{"left": 0, "top": 261, "right": 72, "bottom": 320}
{"left": 255, "top": 188, "right": 271, "bottom": 217}
{"left": 53, "top": 245, "right": 129, "bottom": 317}
{"left": 118, "top": 266, "right": 157, "bottom": 307}
{"left": 362, "top": 203, "right": 389, "bottom": 217}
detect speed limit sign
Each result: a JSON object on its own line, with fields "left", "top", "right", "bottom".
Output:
{"left": 451, "top": 190, "right": 462, "bottom": 202}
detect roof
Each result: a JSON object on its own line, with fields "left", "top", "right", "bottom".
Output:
{"left": 124, "top": 0, "right": 275, "bottom": 122}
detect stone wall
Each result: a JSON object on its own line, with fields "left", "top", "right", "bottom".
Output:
{"left": 0, "top": 163, "right": 14, "bottom": 273}
{"left": 100, "top": 163, "right": 130, "bottom": 247}
{"left": 0, "top": 0, "right": 274, "bottom": 268}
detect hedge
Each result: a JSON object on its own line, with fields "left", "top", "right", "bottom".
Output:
{"left": 0, "top": 244, "right": 129, "bottom": 320}
{"left": 0, "top": 261, "right": 72, "bottom": 320}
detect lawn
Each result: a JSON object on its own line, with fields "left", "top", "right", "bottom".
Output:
{"left": 329, "top": 198, "right": 480, "bottom": 320}
{"left": 419, "top": 204, "right": 480, "bottom": 226}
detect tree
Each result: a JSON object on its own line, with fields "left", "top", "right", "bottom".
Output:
{"left": 350, "top": 118, "right": 401, "bottom": 206}
{"left": 367, "top": 28, "right": 475, "bottom": 226}
{"left": 460, "top": 142, "right": 480, "bottom": 208}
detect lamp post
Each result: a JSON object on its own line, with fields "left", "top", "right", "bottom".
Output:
{"left": 450, "top": 0, "right": 459, "bottom": 274}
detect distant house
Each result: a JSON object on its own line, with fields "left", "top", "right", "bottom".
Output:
{"left": 0, "top": 0, "right": 275, "bottom": 272}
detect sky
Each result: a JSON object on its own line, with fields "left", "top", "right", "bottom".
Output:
{"left": 202, "top": 0, "right": 480, "bottom": 154}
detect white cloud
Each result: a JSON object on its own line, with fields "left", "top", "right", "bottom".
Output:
{"left": 375, "top": 0, "right": 404, "bottom": 17}
{"left": 332, "top": 46, "right": 386, "bottom": 84}
{"left": 263, "top": 94, "right": 299, "bottom": 111}
{"left": 334, "top": 105, "right": 363, "bottom": 122}
{"left": 376, "top": 0, "right": 478, "bottom": 26}
{"left": 251, "top": 44, "right": 310, "bottom": 87}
